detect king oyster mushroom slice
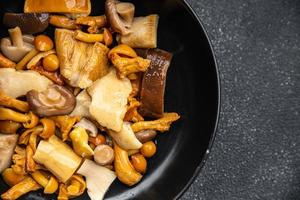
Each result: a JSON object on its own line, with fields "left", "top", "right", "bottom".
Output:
{"left": 105, "top": 0, "right": 135, "bottom": 35}
{"left": 117, "top": 14, "right": 159, "bottom": 48}
{"left": 27, "top": 84, "right": 76, "bottom": 117}
{"left": 1, "top": 27, "right": 34, "bottom": 62}
{"left": 0, "top": 134, "right": 18, "bottom": 173}
{"left": 0, "top": 68, "right": 52, "bottom": 99}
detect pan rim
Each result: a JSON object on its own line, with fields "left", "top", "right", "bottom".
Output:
{"left": 174, "top": 0, "right": 221, "bottom": 199}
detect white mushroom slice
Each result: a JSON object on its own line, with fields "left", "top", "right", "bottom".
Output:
{"left": 74, "top": 118, "right": 98, "bottom": 137}
{"left": 0, "top": 68, "right": 52, "bottom": 98}
{"left": 108, "top": 122, "right": 142, "bottom": 150}
{"left": 117, "top": 14, "right": 159, "bottom": 48}
{"left": 87, "top": 70, "right": 132, "bottom": 132}
{"left": 77, "top": 159, "right": 116, "bottom": 200}
{"left": 0, "top": 134, "right": 18, "bottom": 173}
{"left": 70, "top": 90, "right": 92, "bottom": 118}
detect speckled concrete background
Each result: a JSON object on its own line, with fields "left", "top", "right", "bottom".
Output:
{"left": 182, "top": 0, "right": 300, "bottom": 199}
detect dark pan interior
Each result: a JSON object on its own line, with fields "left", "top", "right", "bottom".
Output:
{"left": 0, "top": 0, "right": 220, "bottom": 199}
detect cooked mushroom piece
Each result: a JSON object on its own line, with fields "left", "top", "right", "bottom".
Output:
{"left": 74, "top": 118, "right": 98, "bottom": 137}
{"left": 93, "top": 144, "right": 114, "bottom": 166}
{"left": 117, "top": 14, "right": 159, "bottom": 48}
{"left": 27, "top": 85, "right": 76, "bottom": 117}
{"left": 3, "top": 13, "right": 49, "bottom": 34}
{"left": 1, "top": 27, "right": 34, "bottom": 62}
{"left": 105, "top": 0, "right": 135, "bottom": 35}
{"left": 0, "top": 68, "right": 52, "bottom": 99}
{"left": 0, "top": 134, "right": 18, "bottom": 173}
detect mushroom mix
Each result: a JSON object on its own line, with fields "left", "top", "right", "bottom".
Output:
{"left": 0, "top": 0, "right": 180, "bottom": 200}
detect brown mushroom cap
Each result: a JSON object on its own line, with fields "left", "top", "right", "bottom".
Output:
{"left": 3, "top": 13, "right": 49, "bottom": 34}
{"left": 94, "top": 144, "right": 115, "bottom": 166}
{"left": 105, "top": 0, "right": 135, "bottom": 35}
{"left": 26, "top": 85, "right": 76, "bottom": 117}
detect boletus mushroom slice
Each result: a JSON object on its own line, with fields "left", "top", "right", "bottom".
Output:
{"left": 105, "top": 0, "right": 135, "bottom": 35}
{"left": 138, "top": 49, "right": 173, "bottom": 118}
{"left": 3, "top": 13, "right": 49, "bottom": 34}
{"left": 27, "top": 85, "right": 76, "bottom": 117}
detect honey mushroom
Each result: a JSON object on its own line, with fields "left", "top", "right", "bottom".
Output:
{"left": 108, "top": 44, "right": 151, "bottom": 79}
{"left": 0, "top": 107, "right": 39, "bottom": 129}
{"left": 57, "top": 175, "right": 86, "bottom": 199}
{"left": 1, "top": 177, "right": 41, "bottom": 200}
{"left": 31, "top": 170, "right": 58, "bottom": 194}
{"left": 0, "top": 90, "right": 29, "bottom": 112}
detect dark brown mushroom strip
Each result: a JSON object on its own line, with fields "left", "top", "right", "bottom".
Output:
{"left": 27, "top": 85, "right": 76, "bottom": 117}
{"left": 3, "top": 13, "right": 49, "bottom": 34}
{"left": 138, "top": 49, "right": 173, "bottom": 118}
{"left": 105, "top": 0, "right": 135, "bottom": 35}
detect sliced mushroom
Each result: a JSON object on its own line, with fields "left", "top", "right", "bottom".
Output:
{"left": 74, "top": 118, "right": 98, "bottom": 137}
{"left": 27, "top": 84, "right": 76, "bottom": 117}
{"left": 3, "top": 13, "right": 49, "bottom": 34}
{"left": 105, "top": 0, "right": 135, "bottom": 35}
{"left": 0, "top": 134, "right": 18, "bottom": 173}
{"left": 24, "top": 0, "right": 91, "bottom": 16}
{"left": 1, "top": 27, "right": 34, "bottom": 62}
{"left": 87, "top": 70, "right": 132, "bottom": 132}
{"left": 117, "top": 14, "right": 159, "bottom": 48}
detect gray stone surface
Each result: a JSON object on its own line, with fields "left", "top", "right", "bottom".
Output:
{"left": 182, "top": 0, "right": 300, "bottom": 199}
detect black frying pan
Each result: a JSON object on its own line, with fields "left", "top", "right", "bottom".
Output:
{"left": 0, "top": 0, "right": 220, "bottom": 199}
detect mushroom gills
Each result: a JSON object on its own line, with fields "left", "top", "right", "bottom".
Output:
{"left": 105, "top": 0, "right": 135, "bottom": 35}
{"left": 117, "top": 14, "right": 159, "bottom": 48}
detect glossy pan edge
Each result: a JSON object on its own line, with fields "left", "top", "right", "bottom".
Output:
{"left": 175, "top": 1, "right": 220, "bottom": 199}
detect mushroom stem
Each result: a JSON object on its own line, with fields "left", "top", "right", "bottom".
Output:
{"left": 8, "top": 27, "right": 23, "bottom": 48}
{"left": 0, "top": 90, "right": 29, "bottom": 112}
{"left": 0, "top": 107, "right": 39, "bottom": 128}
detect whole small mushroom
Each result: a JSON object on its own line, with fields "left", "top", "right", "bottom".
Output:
{"left": 93, "top": 144, "right": 114, "bottom": 166}
{"left": 105, "top": 0, "right": 135, "bottom": 35}
{"left": 26, "top": 84, "right": 76, "bottom": 117}
{"left": 1, "top": 27, "right": 34, "bottom": 62}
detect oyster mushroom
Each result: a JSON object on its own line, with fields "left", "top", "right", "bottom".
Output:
{"left": 27, "top": 85, "right": 76, "bottom": 117}
{"left": 3, "top": 13, "right": 49, "bottom": 34}
{"left": 1, "top": 27, "right": 34, "bottom": 62}
{"left": 105, "top": 0, "right": 135, "bottom": 35}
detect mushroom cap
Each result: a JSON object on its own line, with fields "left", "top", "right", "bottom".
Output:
{"left": 1, "top": 35, "right": 34, "bottom": 62}
{"left": 27, "top": 84, "right": 76, "bottom": 117}
{"left": 105, "top": 0, "right": 135, "bottom": 35}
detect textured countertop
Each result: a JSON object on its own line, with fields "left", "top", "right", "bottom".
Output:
{"left": 182, "top": 0, "right": 300, "bottom": 199}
